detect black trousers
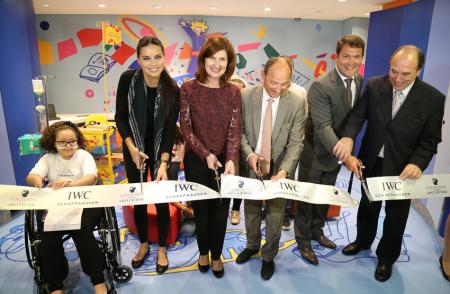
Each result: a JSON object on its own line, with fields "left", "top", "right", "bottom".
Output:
{"left": 168, "top": 162, "right": 181, "bottom": 181}
{"left": 184, "top": 150, "right": 230, "bottom": 260}
{"left": 232, "top": 198, "right": 242, "bottom": 211}
{"left": 123, "top": 146, "right": 169, "bottom": 246}
{"left": 356, "top": 157, "right": 411, "bottom": 265}
{"left": 294, "top": 161, "right": 340, "bottom": 246}
{"left": 40, "top": 208, "right": 105, "bottom": 292}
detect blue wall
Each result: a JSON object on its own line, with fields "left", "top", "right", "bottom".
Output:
{"left": 365, "top": 0, "right": 434, "bottom": 81}
{"left": 424, "top": 0, "right": 450, "bottom": 237}
{"left": 0, "top": 0, "right": 41, "bottom": 185}
{"left": 353, "top": 0, "right": 436, "bottom": 158}
{"left": 0, "top": 90, "right": 15, "bottom": 185}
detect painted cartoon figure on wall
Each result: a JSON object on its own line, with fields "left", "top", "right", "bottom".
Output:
{"left": 178, "top": 18, "right": 209, "bottom": 74}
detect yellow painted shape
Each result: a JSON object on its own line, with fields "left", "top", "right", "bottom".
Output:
{"left": 38, "top": 40, "right": 54, "bottom": 64}
{"left": 120, "top": 227, "right": 129, "bottom": 242}
{"left": 301, "top": 56, "right": 316, "bottom": 70}
{"left": 251, "top": 25, "right": 267, "bottom": 39}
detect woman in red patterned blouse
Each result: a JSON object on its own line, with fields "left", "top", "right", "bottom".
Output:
{"left": 180, "top": 37, "right": 242, "bottom": 278}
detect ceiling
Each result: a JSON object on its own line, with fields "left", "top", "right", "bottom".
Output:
{"left": 33, "top": 0, "right": 394, "bottom": 20}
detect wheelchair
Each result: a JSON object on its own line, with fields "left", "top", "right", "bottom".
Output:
{"left": 24, "top": 207, "right": 133, "bottom": 293}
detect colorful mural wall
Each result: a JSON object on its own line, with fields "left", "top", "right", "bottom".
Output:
{"left": 36, "top": 15, "right": 368, "bottom": 114}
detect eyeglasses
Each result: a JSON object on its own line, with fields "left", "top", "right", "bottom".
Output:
{"left": 56, "top": 140, "right": 78, "bottom": 147}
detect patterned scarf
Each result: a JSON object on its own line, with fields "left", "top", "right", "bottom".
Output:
{"left": 127, "top": 69, "right": 165, "bottom": 173}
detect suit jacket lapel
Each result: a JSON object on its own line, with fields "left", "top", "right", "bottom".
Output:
{"left": 392, "top": 79, "right": 422, "bottom": 122}
{"left": 378, "top": 76, "right": 393, "bottom": 124}
{"left": 272, "top": 92, "right": 288, "bottom": 144}
{"left": 252, "top": 86, "right": 263, "bottom": 144}
{"left": 330, "top": 69, "right": 351, "bottom": 111}
{"left": 354, "top": 74, "right": 363, "bottom": 105}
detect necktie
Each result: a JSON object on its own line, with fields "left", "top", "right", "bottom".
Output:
{"left": 345, "top": 78, "right": 353, "bottom": 108}
{"left": 392, "top": 90, "right": 404, "bottom": 118}
{"left": 260, "top": 98, "right": 274, "bottom": 176}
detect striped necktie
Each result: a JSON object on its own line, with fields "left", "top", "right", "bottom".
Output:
{"left": 392, "top": 90, "right": 404, "bottom": 118}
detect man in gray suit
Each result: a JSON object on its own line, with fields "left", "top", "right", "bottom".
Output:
{"left": 280, "top": 55, "right": 308, "bottom": 231}
{"left": 236, "top": 57, "right": 307, "bottom": 280}
{"left": 294, "top": 35, "right": 365, "bottom": 265}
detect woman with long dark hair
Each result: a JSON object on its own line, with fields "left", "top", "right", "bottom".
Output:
{"left": 180, "top": 37, "right": 242, "bottom": 278}
{"left": 115, "top": 36, "right": 179, "bottom": 274}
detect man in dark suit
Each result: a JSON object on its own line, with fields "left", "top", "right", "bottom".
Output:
{"left": 294, "top": 35, "right": 365, "bottom": 265}
{"left": 334, "top": 45, "right": 445, "bottom": 282}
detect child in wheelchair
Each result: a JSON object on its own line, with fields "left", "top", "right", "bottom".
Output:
{"left": 26, "top": 121, "right": 108, "bottom": 294}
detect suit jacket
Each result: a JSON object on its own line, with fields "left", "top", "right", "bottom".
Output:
{"left": 240, "top": 85, "right": 307, "bottom": 179}
{"left": 302, "top": 68, "right": 363, "bottom": 172}
{"left": 342, "top": 75, "right": 445, "bottom": 176}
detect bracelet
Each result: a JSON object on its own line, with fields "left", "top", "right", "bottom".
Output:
{"left": 160, "top": 159, "right": 170, "bottom": 169}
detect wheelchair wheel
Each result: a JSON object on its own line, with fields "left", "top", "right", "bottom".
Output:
{"left": 110, "top": 207, "right": 121, "bottom": 252}
{"left": 102, "top": 207, "right": 121, "bottom": 254}
{"left": 112, "top": 265, "right": 133, "bottom": 283}
{"left": 24, "top": 211, "right": 35, "bottom": 269}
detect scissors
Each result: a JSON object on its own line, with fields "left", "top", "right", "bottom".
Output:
{"left": 360, "top": 177, "right": 372, "bottom": 202}
{"left": 214, "top": 168, "right": 222, "bottom": 204}
{"left": 256, "top": 158, "right": 266, "bottom": 189}
{"left": 355, "top": 161, "right": 372, "bottom": 203}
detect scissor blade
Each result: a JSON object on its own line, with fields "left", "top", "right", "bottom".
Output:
{"left": 139, "top": 158, "right": 144, "bottom": 195}
{"left": 258, "top": 174, "right": 266, "bottom": 189}
{"left": 361, "top": 179, "right": 373, "bottom": 202}
{"left": 214, "top": 169, "right": 222, "bottom": 203}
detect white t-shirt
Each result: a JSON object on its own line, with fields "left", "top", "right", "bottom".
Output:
{"left": 30, "top": 149, "right": 97, "bottom": 183}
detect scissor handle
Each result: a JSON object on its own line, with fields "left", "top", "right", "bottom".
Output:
{"left": 256, "top": 158, "right": 264, "bottom": 177}
{"left": 355, "top": 159, "right": 367, "bottom": 182}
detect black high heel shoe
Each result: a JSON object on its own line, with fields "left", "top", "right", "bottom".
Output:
{"left": 198, "top": 262, "right": 210, "bottom": 273}
{"left": 212, "top": 268, "right": 224, "bottom": 278}
{"left": 156, "top": 250, "right": 169, "bottom": 274}
{"left": 131, "top": 248, "right": 149, "bottom": 269}
{"left": 439, "top": 255, "right": 450, "bottom": 282}
{"left": 212, "top": 260, "right": 224, "bottom": 278}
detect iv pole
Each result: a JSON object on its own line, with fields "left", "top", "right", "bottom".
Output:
{"left": 32, "top": 74, "right": 55, "bottom": 131}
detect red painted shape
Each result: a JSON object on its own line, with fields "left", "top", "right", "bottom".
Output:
{"left": 77, "top": 28, "right": 102, "bottom": 48}
{"left": 57, "top": 38, "right": 77, "bottom": 60}
{"left": 314, "top": 60, "right": 327, "bottom": 78}
{"left": 111, "top": 42, "right": 136, "bottom": 65}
